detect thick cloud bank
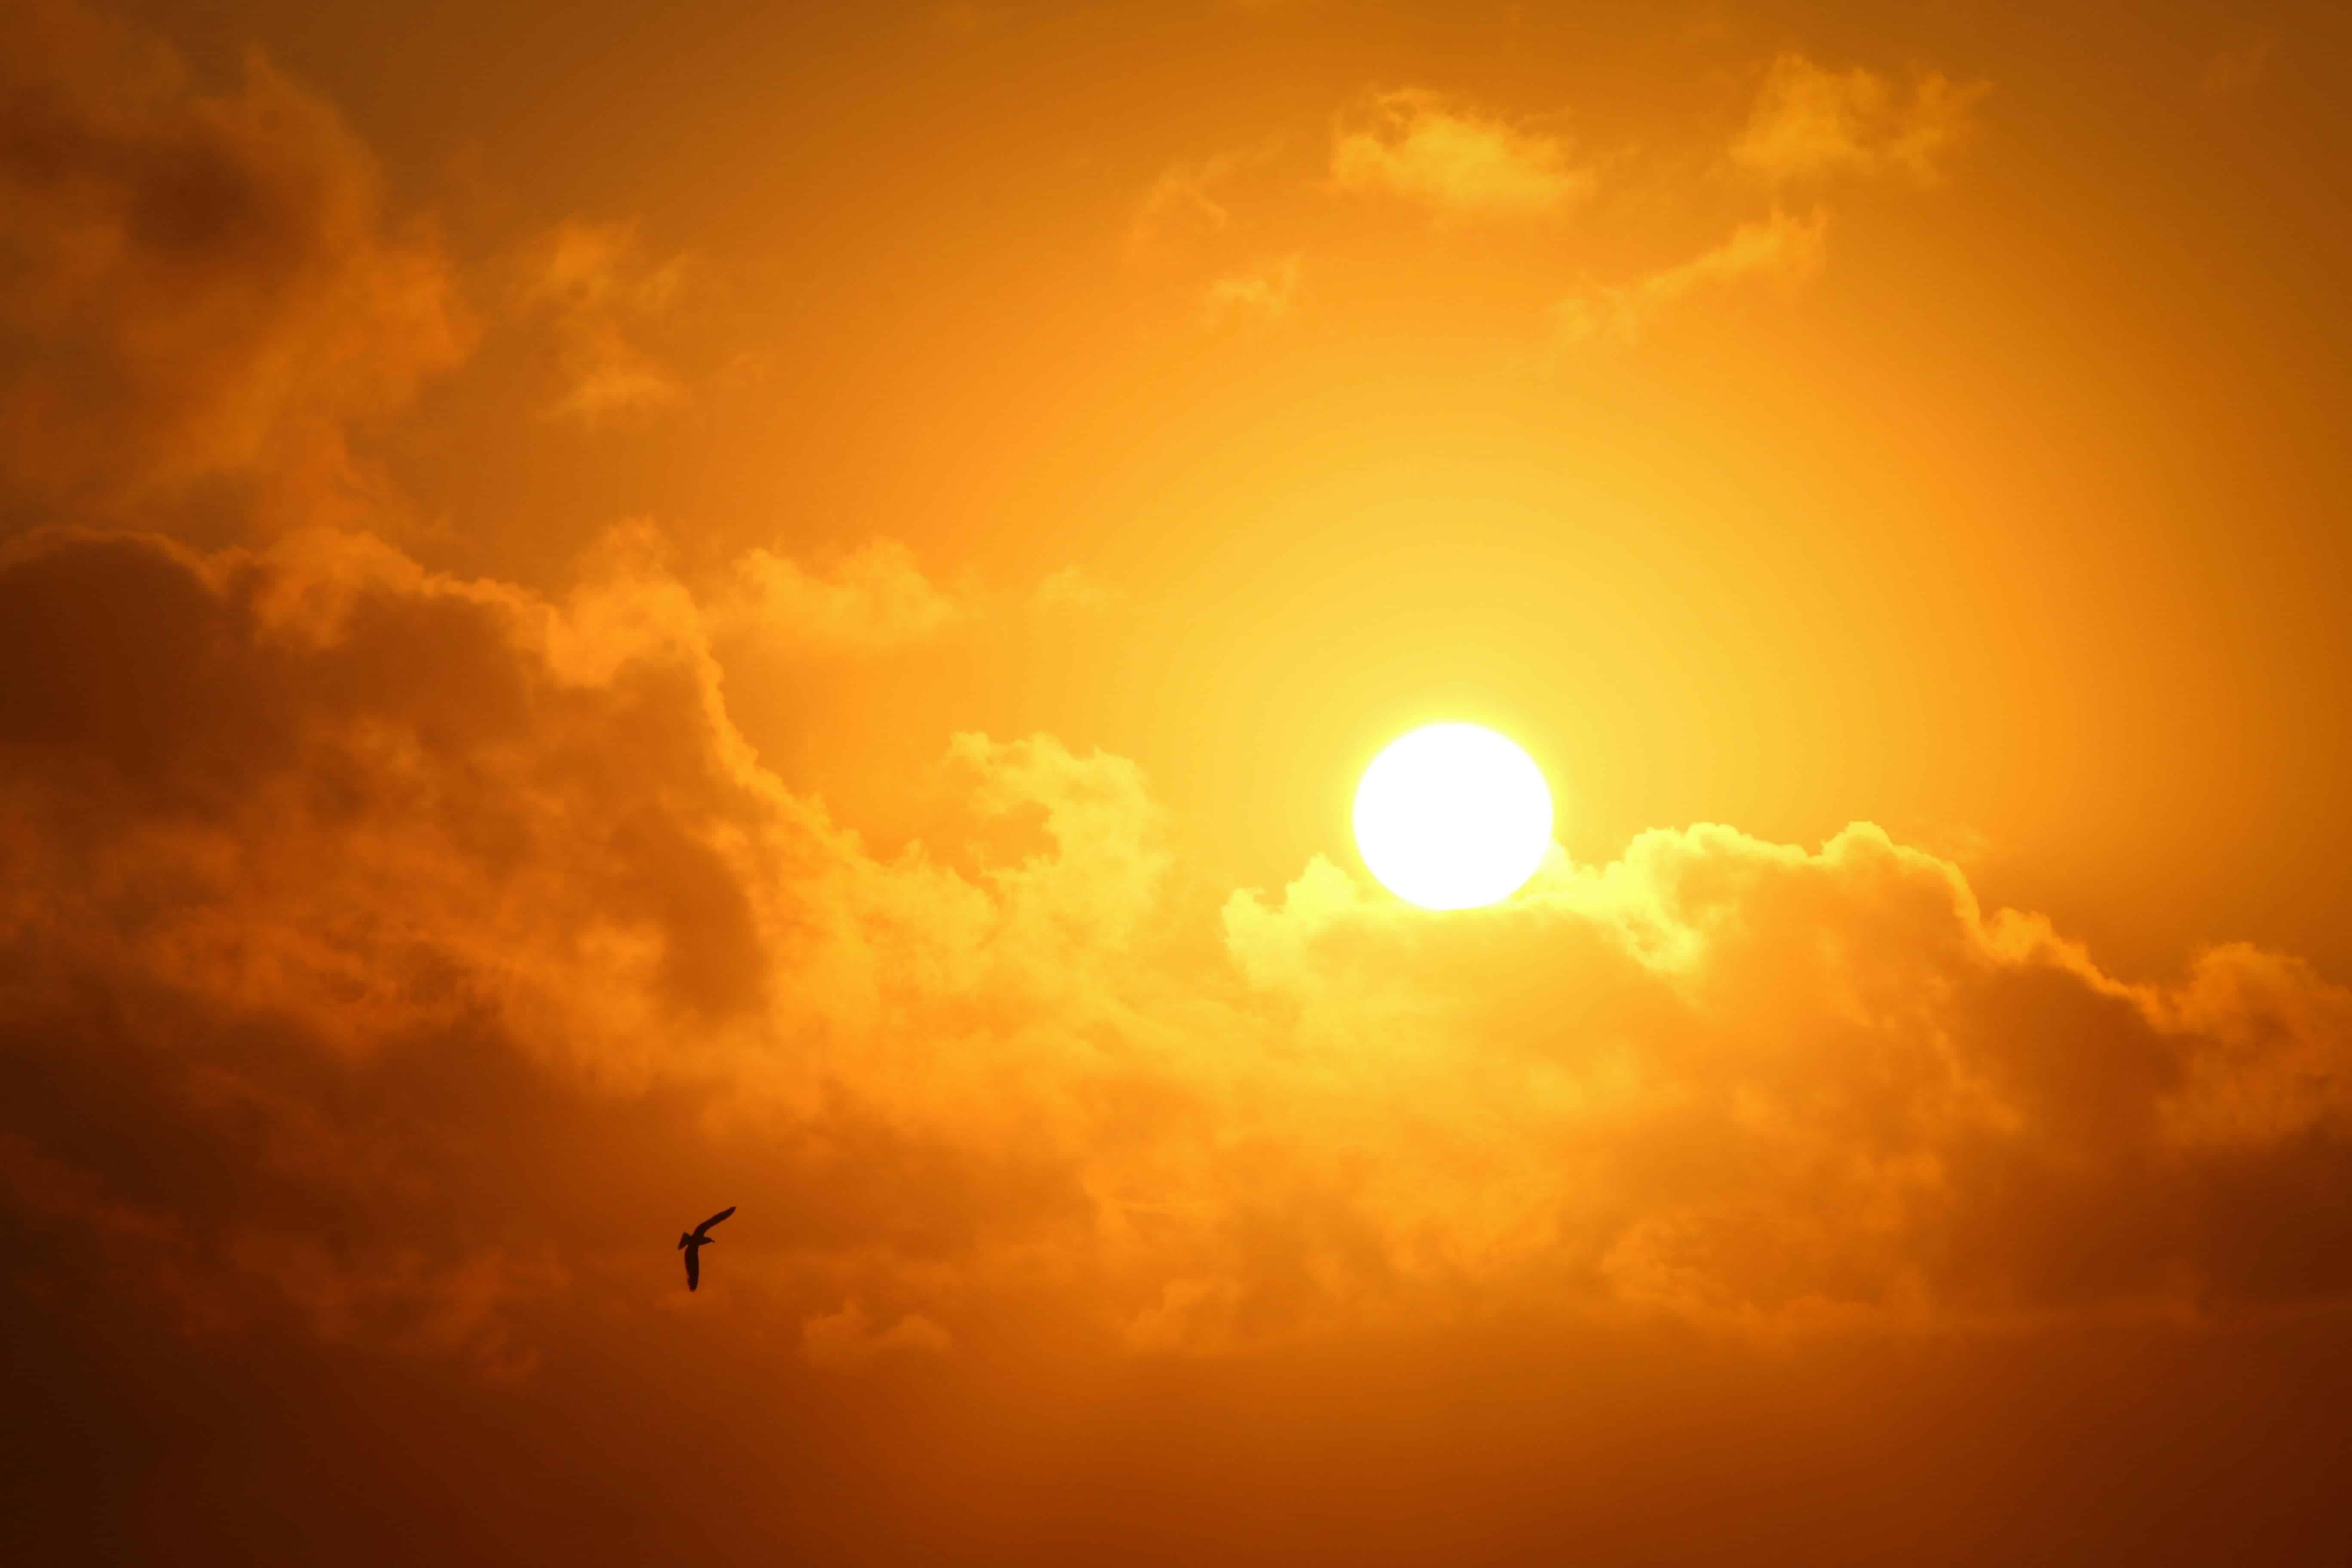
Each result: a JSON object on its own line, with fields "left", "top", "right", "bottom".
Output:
{"left": 4, "top": 527, "right": 2347, "bottom": 1375}
{"left": 0, "top": 0, "right": 467, "bottom": 528}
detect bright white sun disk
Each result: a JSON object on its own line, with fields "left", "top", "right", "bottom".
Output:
{"left": 1353, "top": 724, "right": 1554, "bottom": 910}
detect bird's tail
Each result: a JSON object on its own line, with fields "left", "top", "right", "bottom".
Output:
{"left": 678, "top": 1233, "right": 692, "bottom": 1249}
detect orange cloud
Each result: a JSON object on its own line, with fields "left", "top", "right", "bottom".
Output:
{"left": 1552, "top": 206, "right": 1828, "bottom": 346}
{"left": 0, "top": 0, "right": 470, "bottom": 524}
{"left": 1233, "top": 827, "right": 2352, "bottom": 1330}
{"left": 1127, "top": 149, "right": 1261, "bottom": 261}
{"left": 1731, "top": 52, "right": 1988, "bottom": 186}
{"left": 6, "top": 4, "right": 2348, "bottom": 1557}
{"left": 1031, "top": 565, "right": 1114, "bottom": 614}
{"left": 1331, "top": 89, "right": 1595, "bottom": 219}
{"left": 718, "top": 538, "right": 966, "bottom": 653}
{"left": 515, "top": 218, "right": 692, "bottom": 422}
{"left": 1202, "top": 254, "right": 1304, "bottom": 326}
{"left": 3, "top": 526, "right": 2346, "bottom": 1376}
{"left": 801, "top": 1298, "right": 954, "bottom": 1366}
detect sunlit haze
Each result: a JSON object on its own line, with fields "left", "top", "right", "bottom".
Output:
{"left": 4, "top": 2, "right": 2350, "bottom": 1563}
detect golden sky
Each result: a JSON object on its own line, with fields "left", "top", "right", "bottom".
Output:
{"left": 5, "top": 1, "right": 2350, "bottom": 1561}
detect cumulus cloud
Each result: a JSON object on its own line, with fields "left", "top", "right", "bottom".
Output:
{"left": 3, "top": 525, "right": 2347, "bottom": 1380}
{"left": 0, "top": 0, "right": 471, "bottom": 526}
{"left": 717, "top": 538, "right": 966, "bottom": 653}
{"left": 1222, "top": 826, "right": 2352, "bottom": 1332}
{"left": 3, "top": 11, "right": 2337, "bottom": 1559}
{"left": 515, "top": 218, "right": 692, "bottom": 422}
{"left": 1731, "top": 52, "right": 1988, "bottom": 186}
{"left": 1552, "top": 206, "right": 1828, "bottom": 346}
{"left": 1332, "top": 89, "right": 1596, "bottom": 220}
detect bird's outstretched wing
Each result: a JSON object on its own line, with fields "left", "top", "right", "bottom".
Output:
{"left": 695, "top": 1205, "right": 737, "bottom": 1237}
{"left": 685, "top": 1246, "right": 700, "bottom": 1291}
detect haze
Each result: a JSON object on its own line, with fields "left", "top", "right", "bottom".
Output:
{"left": 3, "top": 2, "right": 2349, "bottom": 1562}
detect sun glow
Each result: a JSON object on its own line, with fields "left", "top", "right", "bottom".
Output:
{"left": 1352, "top": 724, "right": 1554, "bottom": 910}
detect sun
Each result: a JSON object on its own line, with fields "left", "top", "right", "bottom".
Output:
{"left": 1353, "top": 724, "right": 1554, "bottom": 910}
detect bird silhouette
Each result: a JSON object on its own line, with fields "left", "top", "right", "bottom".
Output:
{"left": 678, "top": 1205, "right": 735, "bottom": 1291}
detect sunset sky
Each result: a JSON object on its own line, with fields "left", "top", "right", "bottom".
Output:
{"left": 5, "top": 0, "right": 2350, "bottom": 1561}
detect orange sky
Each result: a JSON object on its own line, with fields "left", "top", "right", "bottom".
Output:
{"left": 5, "top": 1, "right": 2351, "bottom": 1562}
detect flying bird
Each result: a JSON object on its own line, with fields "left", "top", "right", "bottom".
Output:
{"left": 678, "top": 1205, "right": 735, "bottom": 1291}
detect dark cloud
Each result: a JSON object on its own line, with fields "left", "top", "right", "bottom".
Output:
{"left": 3, "top": 528, "right": 2347, "bottom": 1396}
{"left": 0, "top": 0, "right": 469, "bottom": 533}
{"left": 1, "top": 8, "right": 2348, "bottom": 1561}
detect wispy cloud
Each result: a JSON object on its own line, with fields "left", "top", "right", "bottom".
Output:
{"left": 1731, "top": 53, "right": 1987, "bottom": 186}
{"left": 1332, "top": 89, "right": 1596, "bottom": 220}
{"left": 801, "top": 1300, "right": 953, "bottom": 1367}
{"left": 1128, "top": 147, "right": 1274, "bottom": 261}
{"left": 1202, "top": 253, "right": 1304, "bottom": 326}
{"left": 1552, "top": 206, "right": 1828, "bottom": 346}
{"left": 719, "top": 539, "right": 966, "bottom": 655}
{"left": 1032, "top": 565, "right": 1115, "bottom": 613}
{"left": 516, "top": 218, "right": 692, "bottom": 423}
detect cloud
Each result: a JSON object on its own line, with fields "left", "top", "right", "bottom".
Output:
{"left": 1127, "top": 149, "right": 1264, "bottom": 261}
{"left": 717, "top": 538, "right": 966, "bottom": 654}
{"left": 0, "top": 13, "right": 2336, "bottom": 1558}
{"left": 1220, "top": 826, "right": 2352, "bottom": 1332}
{"left": 1332, "top": 89, "right": 1596, "bottom": 220}
{"left": 515, "top": 218, "right": 692, "bottom": 422}
{"left": 1202, "top": 254, "right": 1304, "bottom": 326}
{"left": 801, "top": 1299, "right": 953, "bottom": 1366}
{"left": 1541, "top": 52, "right": 1972, "bottom": 352}
{"left": 1552, "top": 205, "right": 1828, "bottom": 346}
{"left": 1032, "top": 565, "right": 1114, "bottom": 613}
{"left": 3, "top": 524, "right": 2348, "bottom": 1380}
{"left": 0, "top": 0, "right": 472, "bottom": 528}
{"left": 1731, "top": 52, "right": 1988, "bottom": 186}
